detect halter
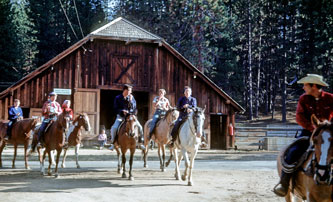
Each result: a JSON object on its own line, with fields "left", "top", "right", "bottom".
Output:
{"left": 311, "top": 123, "right": 333, "bottom": 185}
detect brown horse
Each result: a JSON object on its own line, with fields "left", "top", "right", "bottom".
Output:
{"left": 143, "top": 108, "right": 179, "bottom": 171}
{"left": 38, "top": 112, "right": 70, "bottom": 177}
{"left": 115, "top": 114, "right": 138, "bottom": 180}
{"left": 61, "top": 113, "right": 91, "bottom": 169}
{"left": 0, "top": 118, "right": 38, "bottom": 169}
{"left": 277, "top": 115, "right": 333, "bottom": 202}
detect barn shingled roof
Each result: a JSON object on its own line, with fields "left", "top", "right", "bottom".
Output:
{"left": 91, "top": 17, "right": 162, "bottom": 41}
{"left": 0, "top": 17, "right": 244, "bottom": 112}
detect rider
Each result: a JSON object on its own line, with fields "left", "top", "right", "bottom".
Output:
{"left": 62, "top": 100, "right": 74, "bottom": 120}
{"left": 62, "top": 100, "right": 74, "bottom": 145}
{"left": 5, "top": 99, "right": 23, "bottom": 140}
{"left": 273, "top": 74, "right": 333, "bottom": 197}
{"left": 148, "top": 89, "right": 170, "bottom": 140}
{"left": 31, "top": 92, "right": 62, "bottom": 151}
{"left": 108, "top": 84, "right": 146, "bottom": 151}
{"left": 169, "top": 86, "right": 197, "bottom": 147}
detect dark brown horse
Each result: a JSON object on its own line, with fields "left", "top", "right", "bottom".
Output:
{"left": 277, "top": 115, "right": 333, "bottom": 202}
{"left": 38, "top": 112, "right": 70, "bottom": 177}
{"left": 0, "top": 118, "right": 37, "bottom": 169}
{"left": 115, "top": 114, "right": 138, "bottom": 180}
{"left": 61, "top": 113, "right": 91, "bottom": 168}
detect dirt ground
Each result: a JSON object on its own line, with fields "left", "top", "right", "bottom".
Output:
{"left": 0, "top": 147, "right": 284, "bottom": 202}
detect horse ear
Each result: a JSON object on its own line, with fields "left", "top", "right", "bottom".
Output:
{"left": 311, "top": 114, "right": 320, "bottom": 128}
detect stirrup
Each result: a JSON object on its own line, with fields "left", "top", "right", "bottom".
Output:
{"left": 273, "top": 183, "right": 288, "bottom": 197}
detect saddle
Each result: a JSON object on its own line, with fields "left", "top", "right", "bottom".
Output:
{"left": 281, "top": 136, "right": 311, "bottom": 174}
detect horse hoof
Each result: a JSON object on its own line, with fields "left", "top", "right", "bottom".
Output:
{"left": 77, "top": 165, "right": 81, "bottom": 169}
{"left": 122, "top": 173, "right": 127, "bottom": 178}
{"left": 117, "top": 169, "right": 121, "bottom": 174}
{"left": 162, "top": 168, "right": 165, "bottom": 172}
{"left": 12, "top": 166, "right": 16, "bottom": 169}
{"left": 165, "top": 162, "right": 170, "bottom": 167}
{"left": 181, "top": 175, "right": 186, "bottom": 181}
{"left": 61, "top": 164, "right": 65, "bottom": 168}
{"left": 26, "top": 166, "right": 31, "bottom": 170}
{"left": 55, "top": 174, "right": 59, "bottom": 178}
{"left": 188, "top": 181, "right": 193, "bottom": 186}
{"left": 48, "top": 172, "right": 52, "bottom": 176}
{"left": 129, "top": 176, "right": 134, "bottom": 181}
{"left": 175, "top": 175, "right": 180, "bottom": 180}
{"left": 144, "top": 164, "right": 148, "bottom": 168}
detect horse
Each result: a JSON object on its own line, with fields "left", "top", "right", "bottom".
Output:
{"left": 173, "top": 107, "right": 205, "bottom": 186}
{"left": 0, "top": 118, "right": 38, "bottom": 169}
{"left": 277, "top": 115, "right": 333, "bottom": 202}
{"left": 143, "top": 108, "right": 179, "bottom": 171}
{"left": 38, "top": 112, "right": 71, "bottom": 177}
{"left": 61, "top": 113, "right": 91, "bottom": 169}
{"left": 114, "top": 114, "right": 138, "bottom": 180}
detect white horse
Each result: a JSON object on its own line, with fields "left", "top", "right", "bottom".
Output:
{"left": 173, "top": 107, "right": 205, "bottom": 186}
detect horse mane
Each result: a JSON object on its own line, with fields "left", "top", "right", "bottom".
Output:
{"left": 311, "top": 120, "right": 333, "bottom": 140}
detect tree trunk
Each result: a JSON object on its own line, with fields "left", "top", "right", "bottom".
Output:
{"left": 247, "top": 0, "right": 253, "bottom": 120}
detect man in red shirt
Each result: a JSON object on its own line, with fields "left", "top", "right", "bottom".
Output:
{"left": 274, "top": 74, "right": 333, "bottom": 196}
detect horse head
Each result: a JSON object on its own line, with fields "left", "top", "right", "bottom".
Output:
{"left": 59, "top": 111, "right": 71, "bottom": 131}
{"left": 125, "top": 114, "right": 137, "bottom": 137}
{"left": 311, "top": 114, "right": 333, "bottom": 185}
{"left": 166, "top": 107, "right": 179, "bottom": 124}
{"left": 76, "top": 113, "right": 91, "bottom": 132}
{"left": 192, "top": 106, "right": 206, "bottom": 138}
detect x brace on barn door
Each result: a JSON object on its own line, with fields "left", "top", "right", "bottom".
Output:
{"left": 114, "top": 57, "right": 136, "bottom": 83}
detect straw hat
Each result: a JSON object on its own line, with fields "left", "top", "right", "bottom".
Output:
{"left": 297, "top": 74, "right": 328, "bottom": 87}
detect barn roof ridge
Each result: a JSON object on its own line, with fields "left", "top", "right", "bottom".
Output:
{"left": 0, "top": 17, "right": 244, "bottom": 112}
{"left": 90, "top": 17, "right": 162, "bottom": 41}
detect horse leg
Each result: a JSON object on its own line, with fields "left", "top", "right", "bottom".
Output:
{"left": 75, "top": 144, "right": 80, "bottom": 168}
{"left": 165, "top": 147, "right": 173, "bottom": 167}
{"left": 143, "top": 146, "right": 149, "bottom": 168}
{"left": 47, "top": 150, "right": 52, "bottom": 176}
{"left": 24, "top": 143, "right": 30, "bottom": 169}
{"left": 61, "top": 148, "right": 68, "bottom": 168}
{"left": 158, "top": 143, "right": 163, "bottom": 170}
{"left": 116, "top": 148, "right": 121, "bottom": 174}
{"left": 50, "top": 150, "right": 56, "bottom": 166}
{"left": 161, "top": 144, "right": 166, "bottom": 172}
{"left": 12, "top": 144, "right": 17, "bottom": 169}
{"left": 40, "top": 148, "right": 46, "bottom": 175}
{"left": 181, "top": 149, "right": 188, "bottom": 181}
{"left": 129, "top": 148, "right": 135, "bottom": 181}
{"left": 121, "top": 152, "right": 127, "bottom": 178}
{"left": 187, "top": 149, "right": 198, "bottom": 186}
{"left": 0, "top": 141, "right": 5, "bottom": 168}
{"left": 173, "top": 148, "right": 180, "bottom": 180}
{"left": 54, "top": 149, "right": 62, "bottom": 178}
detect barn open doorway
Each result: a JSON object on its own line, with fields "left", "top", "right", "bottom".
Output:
{"left": 100, "top": 90, "right": 149, "bottom": 130}
{"left": 210, "top": 114, "right": 228, "bottom": 149}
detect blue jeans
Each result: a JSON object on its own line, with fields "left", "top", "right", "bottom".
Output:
{"left": 149, "top": 109, "right": 165, "bottom": 136}
{"left": 285, "top": 129, "right": 312, "bottom": 164}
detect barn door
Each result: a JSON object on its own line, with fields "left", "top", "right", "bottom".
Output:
{"left": 74, "top": 88, "right": 100, "bottom": 137}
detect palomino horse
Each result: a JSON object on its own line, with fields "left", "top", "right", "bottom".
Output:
{"left": 61, "top": 113, "right": 91, "bottom": 168}
{"left": 115, "top": 114, "right": 138, "bottom": 180}
{"left": 38, "top": 112, "right": 70, "bottom": 177}
{"left": 143, "top": 108, "right": 179, "bottom": 171}
{"left": 277, "top": 115, "right": 333, "bottom": 202}
{"left": 173, "top": 107, "right": 205, "bottom": 186}
{"left": 0, "top": 118, "right": 38, "bottom": 169}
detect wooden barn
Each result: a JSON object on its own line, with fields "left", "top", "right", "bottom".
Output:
{"left": 0, "top": 17, "right": 244, "bottom": 149}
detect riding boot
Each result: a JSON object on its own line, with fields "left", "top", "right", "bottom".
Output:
{"left": 273, "top": 171, "right": 291, "bottom": 197}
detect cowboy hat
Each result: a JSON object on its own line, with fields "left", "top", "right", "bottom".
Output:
{"left": 297, "top": 74, "right": 328, "bottom": 87}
